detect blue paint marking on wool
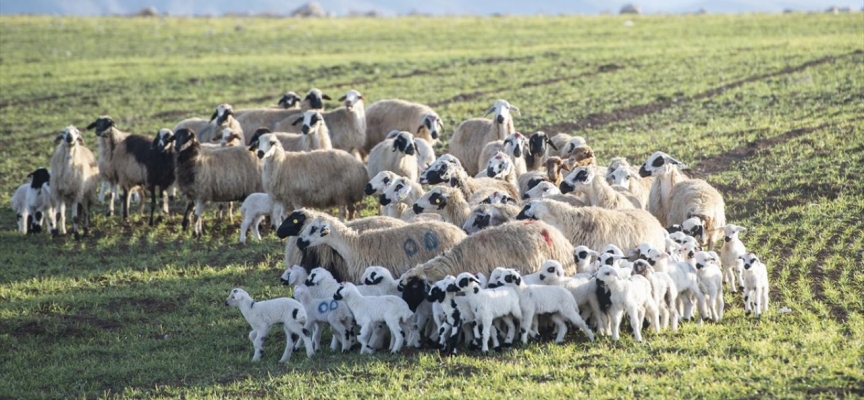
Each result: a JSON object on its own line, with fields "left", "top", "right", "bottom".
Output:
{"left": 404, "top": 238, "right": 419, "bottom": 257}
{"left": 423, "top": 231, "right": 439, "bottom": 251}
{"left": 330, "top": 300, "right": 339, "bottom": 311}
{"left": 318, "top": 301, "right": 329, "bottom": 314}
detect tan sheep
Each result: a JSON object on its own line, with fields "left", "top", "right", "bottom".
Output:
{"left": 516, "top": 199, "right": 667, "bottom": 255}
{"left": 296, "top": 213, "right": 467, "bottom": 282}
{"left": 364, "top": 99, "right": 442, "bottom": 152}
{"left": 462, "top": 202, "right": 522, "bottom": 234}
{"left": 448, "top": 100, "right": 519, "bottom": 176}
{"left": 411, "top": 185, "right": 471, "bottom": 228}
{"left": 476, "top": 132, "right": 529, "bottom": 177}
{"left": 560, "top": 166, "right": 640, "bottom": 209}
{"left": 398, "top": 220, "right": 577, "bottom": 310}
{"left": 420, "top": 153, "right": 519, "bottom": 204}
{"left": 606, "top": 157, "right": 653, "bottom": 210}
{"left": 366, "top": 131, "right": 419, "bottom": 182}
{"left": 49, "top": 126, "right": 100, "bottom": 239}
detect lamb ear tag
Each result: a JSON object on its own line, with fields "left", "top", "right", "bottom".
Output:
{"left": 293, "top": 219, "right": 298, "bottom": 224}
{"left": 435, "top": 198, "right": 440, "bottom": 204}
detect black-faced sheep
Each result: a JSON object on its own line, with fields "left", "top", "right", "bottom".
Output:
{"left": 366, "top": 131, "right": 419, "bottom": 183}
{"left": 364, "top": 99, "right": 442, "bottom": 152}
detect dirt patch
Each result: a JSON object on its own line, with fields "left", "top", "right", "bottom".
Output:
{"left": 541, "top": 50, "right": 862, "bottom": 133}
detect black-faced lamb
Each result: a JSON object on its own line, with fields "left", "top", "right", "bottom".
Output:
{"left": 594, "top": 265, "right": 660, "bottom": 342}
{"left": 448, "top": 100, "right": 519, "bottom": 176}
{"left": 225, "top": 288, "right": 314, "bottom": 362}
{"left": 694, "top": 251, "right": 725, "bottom": 321}
{"left": 451, "top": 272, "right": 522, "bottom": 353}
{"left": 11, "top": 168, "right": 54, "bottom": 235}
{"left": 333, "top": 283, "right": 414, "bottom": 354}
{"left": 717, "top": 224, "right": 747, "bottom": 293}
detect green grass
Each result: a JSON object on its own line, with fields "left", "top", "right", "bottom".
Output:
{"left": 1, "top": 13, "right": 863, "bottom": 399}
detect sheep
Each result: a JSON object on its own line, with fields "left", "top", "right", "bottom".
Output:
{"left": 238, "top": 193, "right": 283, "bottom": 244}
{"left": 448, "top": 100, "right": 519, "bottom": 176}
{"left": 292, "top": 285, "right": 356, "bottom": 352}
{"left": 693, "top": 251, "right": 725, "bottom": 322}
{"left": 245, "top": 116, "right": 333, "bottom": 157}
{"left": 495, "top": 268, "right": 596, "bottom": 344}
{"left": 717, "top": 224, "right": 747, "bottom": 293}
{"left": 413, "top": 136, "right": 437, "bottom": 175}
{"left": 739, "top": 252, "right": 769, "bottom": 318}
{"left": 280, "top": 264, "right": 309, "bottom": 288}
{"left": 462, "top": 202, "right": 522, "bottom": 234}
{"left": 451, "top": 272, "right": 523, "bottom": 353}
{"left": 631, "top": 260, "right": 679, "bottom": 331}
{"left": 143, "top": 128, "right": 178, "bottom": 226}
{"left": 296, "top": 213, "right": 467, "bottom": 285}
{"left": 250, "top": 133, "right": 367, "bottom": 220}
{"left": 411, "top": 186, "right": 471, "bottom": 228}
{"left": 426, "top": 276, "right": 471, "bottom": 352}
{"left": 366, "top": 131, "right": 419, "bottom": 182}
{"left": 639, "top": 152, "right": 726, "bottom": 249}
{"left": 11, "top": 168, "right": 54, "bottom": 235}
{"left": 534, "top": 260, "right": 605, "bottom": 332}
{"left": 545, "top": 133, "right": 575, "bottom": 159}
{"left": 644, "top": 247, "right": 708, "bottom": 322}
{"left": 481, "top": 152, "right": 519, "bottom": 193}
{"left": 517, "top": 156, "right": 572, "bottom": 196}
{"left": 375, "top": 174, "right": 414, "bottom": 219}
{"left": 233, "top": 91, "right": 309, "bottom": 137}
{"left": 525, "top": 131, "right": 558, "bottom": 171}
{"left": 594, "top": 265, "right": 660, "bottom": 342}
{"left": 560, "top": 167, "right": 640, "bottom": 209}
{"left": 225, "top": 288, "right": 313, "bottom": 362}
{"left": 516, "top": 199, "right": 667, "bottom": 256}
{"left": 49, "top": 126, "right": 99, "bottom": 239}
{"left": 197, "top": 104, "right": 245, "bottom": 144}
{"left": 477, "top": 132, "right": 529, "bottom": 177}
{"left": 333, "top": 283, "right": 414, "bottom": 354}
{"left": 360, "top": 266, "right": 401, "bottom": 297}
{"left": 479, "top": 191, "right": 520, "bottom": 206}
{"left": 219, "top": 128, "right": 244, "bottom": 147}
{"left": 317, "top": 90, "right": 366, "bottom": 158}
{"left": 364, "top": 99, "right": 442, "bottom": 152}
{"left": 606, "top": 157, "right": 653, "bottom": 209}
{"left": 522, "top": 181, "right": 560, "bottom": 200}
{"left": 420, "top": 153, "right": 519, "bottom": 203}
{"left": 366, "top": 170, "right": 400, "bottom": 197}
{"left": 573, "top": 246, "right": 600, "bottom": 274}
{"left": 171, "top": 128, "right": 263, "bottom": 237}
{"left": 398, "top": 220, "right": 576, "bottom": 311}
{"left": 88, "top": 115, "right": 129, "bottom": 217}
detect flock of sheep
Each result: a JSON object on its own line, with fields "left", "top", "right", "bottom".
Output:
{"left": 10, "top": 88, "right": 770, "bottom": 362}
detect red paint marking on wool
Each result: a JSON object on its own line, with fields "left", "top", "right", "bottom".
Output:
{"left": 540, "top": 229, "right": 553, "bottom": 247}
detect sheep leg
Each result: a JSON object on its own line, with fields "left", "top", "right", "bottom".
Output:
{"left": 121, "top": 188, "right": 131, "bottom": 219}
{"left": 148, "top": 186, "right": 158, "bottom": 226}
{"left": 501, "top": 316, "right": 516, "bottom": 346}
{"left": 626, "top": 306, "right": 644, "bottom": 342}
{"left": 98, "top": 181, "right": 109, "bottom": 203}
{"left": 480, "top": 317, "right": 494, "bottom": 353}
{"left": 250, "top": 327, "right": 268, "bottom": 362}
{"left": 181, "top": 201, "right": 194, "bottom": 231}
{"left": 551, "top": 314, "right": 568, "bottom": 343}
{"left": 193, "top": 200, "right": 205, "bottom": 238}
{"left": 71, "top": 202, "right": 82, "bottom": 240}
{"left": 358, "top": 322, "right": 374, "bottom": 355}
{"left": 610, "top": 308, "right": 624, "bottom": 341}
{"left": 564, "top": 309, "right": 595, "bottom": 342}
{"left": 744, "top": 288, "right": 753, "bottom": 316}
{"left": 250, "top": 215, "right": 264, "bottom": 241}
{"left": 54, "top": 202, "right": 66, "bottom": 236}
{"left": 387, "top": 319, "right": 404, "bottom": 354}
{"left": 718, "top": 291, "right": 725, "bottom": 321}
{"left": 753, "top": 288, "right": 762, "bottom": 318}
{"left": 106, "top": 185, "right": 116, "bottom": 217}
{"left": 681, "top": 294, "right": 694, "bottom": 321}
{"left": 330, "top": 321, "right": 348, "bottom": 352}
{"left": 239, "top": 214, "right": 252, "bottom": 244}
{"left": 691, "top": 286, "right": 708, "bottom": 324}
{"left": 20, "top": 209, "right": 29, "bottom": 234}
{"left": 520, "top": 310, "right": 535, "bottom": 344}
{"left": 647, "top": 300, "right": 661, "bottom": 333}
{"left": 228, "top": 202, "right": 234, "bottom": 223}
{"left": 136, "top": 188, "right": 146, "bottom": 214}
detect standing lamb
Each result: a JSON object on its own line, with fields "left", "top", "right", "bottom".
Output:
{"left": 364, "top": 98, "right": 442, "bottom": 152}
{"left": 366, "top": 131, "right": 419, "bottom": 182}
{"left": 718, "top": 224, "right": 747, "bottom": 293}
{"left": 333, "top": 283, "right": 414, "bottom": 354}
{"left": 739, "top": 252, "right": 769, "bottom": 317}
{"left": 238, "top": 193, "right": 284, "bottom": 244}
{"left": 11, "top": 168, "right": 54, "bottom": 235}
{"left": 225, "top": 288, "right": 314, "bottom": 362}
{"left": 694, "top": 251, "right": 725, "bottom": 322}
{"left": 448, "top": 100, "right": 519, "bottom": 176}
{"left": 594, "top": 265, "right": 660, "bottom": 342}
{"left": 50, "top": 126, "right": 99, "bottom": 239}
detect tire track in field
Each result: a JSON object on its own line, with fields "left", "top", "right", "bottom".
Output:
{"left": 540, "top": 49, "right": 863, "bottom": 133}
{"left": 427, "top": 63, "right": 624, "bottom": 108}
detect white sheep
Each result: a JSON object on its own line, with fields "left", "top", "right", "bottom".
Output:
{"left": 238, "top": 193, "right": 284, "bottom": 244}
{"left": 739, "top": 252, "right": 769, "bottom": 317}
{"left": 448, "top": 100, "right": 519, "bottom": 176}
{"left": 644, "top": 247, "right": 708, "bottom": 322}
{"left": 359, "top": 266, "right": 401, "bottom": 296}
{"left": 594, "top": 265, "right": 659, "bottom": 342}
{"left": 322, "top": 90, "right": 367, "bottom": 159}
{"left": 606, "top": 157, "right": 653, "bottom": 209}
{"left": 631, "top": 259, "right": 679, "bottom": 331}
{"left": 535, "top": 260, "right": 605, "bottom": 331}
{"left": 477, "top": 132, "right": 529, "bottom": 177}
{"left": 452, "top": 272, "right": 522, "bottom": 353}
{"left": 411, "top": 185, "right": 471, "bottom": 227}
{"left": 333, "top": 283, "right": 414, "bottom": 354}
{"left": 49, "top": 126, "right": 99, "bottom": 239}
{"left": 11, "top": 168, "right": 54, "bottom": 235}
{"left": 461, "top": 202, "right": 522, "bottom": 234}
{"left": 367, "top": 131, "right": 419, "bottom": 182}
{"left": 225, "top": 288, "right": 314, "bottom": 362}
{"left": 718, "top": 224, "right": 747, "bottom": 293}
{"left": 420, "top": 153, "right": 519, "bottom": 203}
{"left": 694, "top": 251, "right": 725, "bottom": 322}
{"left": 292, "top": 285, "right": 356, "bottom": 352}
{"left": 377, "top": 175, "right": 422, "bottom": 220}
{"left": 573, "top": 245, "right": 600, "bottom": 274}
{"left": 280, "top": 264, "right": 308, "bottom": 287}
{"left": 495, "top": 268, "right": 596, "bottom": 344}
{"left": 560, "top": 166, "right": 640, "bottom": 209}
{"left": 364, "top": 99, "right": 442, "bottom": 152}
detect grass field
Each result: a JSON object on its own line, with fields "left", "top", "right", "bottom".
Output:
{"left": 1, "top": 13, "right": 863, "bottom": 399}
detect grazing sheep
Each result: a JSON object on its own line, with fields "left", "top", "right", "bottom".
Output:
{"left": 420, "top": 153, "right": 519, "bottom": 203}
{"left": 718, "top": 224, "right": 747, "bottom": 293}
{"left": 364, "top": 99, "right": 442, "bottom": 152}
{"left": 238, "top": 193, "right": 284, "bottom": 244}
{"left": 11, "top": 168, "right": 54, "bottom": 235}
{"left": 560, "top": 166, "right": 640, "bottom": 209}
{"left": 595, "top": 265, "right": 660, "bottom": 342}
{"left": 277, "top": 209, "right": 407, "bottom": 280}
{"left": 171, "top": 128, "right": 263, "bottom": 237}
{"left": 296, "top": 213, "right": 467, "bottom": 284}
{"left": 477, "top": 132, "right": 529, "bottom": 177}
{"left": 739, "top": 253, "right": 769, "bottom": 317}
{"left": 516, "top": 199, "right": 667, "bottom": 255}
{"left": 413, "top": 136, "right": 437, "bottom": 175}
{"left": 462, "top": 202, "right": 522, "bottom": 234}
{"left": 225, "top": 288, "right": 314, "bottom": 362}
{"left": 411, "top": 186, "right": 471, "bottom": 228}
{"left": 251, "top": 133, "right": 366, "bottom": 220}
{"left": 292, "top": 285, "right": 356, "bottom": 352}
{"left": 333, "top": 283, "right": 414, "bottom": 354}
{"left": 496, "top": 268, "right": 596, "bottom": 344}
{"left": 694, "top": 251, "right": 725, "bottom": 322}
{"left": 632, "top": 260, "right": 679, "bottom": 331}
{"left": 449, "top": 100, "right": 519, "bottom": 176}
{"left": 639, "top": 152, "right": 726, "bottom": 249}
{"left": 49, "top": 126, "right": 99, "bottom": 239}
{"left": 87, "top": 115, "right": 134, "bottom": 217}
{"left": 399, "top": 220, "right": 576, "bottom": 311}
{"left": 606, "top": 157, "right": 652, "bottom": 209}
{"left": 367, "top": 131, "right": 419, "bottom": 182}
{"left": 451, "top": 272, "right": 522, "bottom": 353}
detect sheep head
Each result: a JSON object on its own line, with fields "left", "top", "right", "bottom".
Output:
{"left": 339, "top": 90, "right": 363, "bottom": 110}
{"left": 413, "top": 187, "right": 450, "bottom": 215}
{"left": 538, "top": 260, "right": 564, "bottom": 282}
{"left": 503, "top": 132, "right": 528, "bottom": 158}
{"left": 484, "top": 99, "right": 519, "bottom": 125}
{"left": 252, "top": 133, "right": 282, "bottom": 160}
{"left": 399, "top": 267, "right": 431, "bottom": 312}
{"left": 366, "top": 170, "right": 397, "bottom": 196}
{"left": 380, "top": 176, "right": 411, "bottom": 206}
{"left": 392, "top": 131, "right": 416, "bottom": 155}
{"left": 739, "top": 252, "right": 762, "bottom": 271}
{"left": 304, "top": 88, "right": 330, "bottom": 110}
{"left": 85, "top": 116, "right": 115, "bottom": 137}
{"left": 455, "top": 272, "right": 483, "bottom": 294}
{"left": 417, "top": 114, "right": 443, "bottom": 140}
{"left": 499, "top": 268, "right": 523, "bottom": 287}
{"left": 559, "top": 166, "right": 594, "bottom": 194}
{"left": 720, "top": 224, "right": 747, "bottom": 241}
{"left": 225, "top": 288, "right": 251, "bottom": 307}
{"left": 694, "top": 251, "right": 718, "bottom": 270}
{"left": 481, "top": 191, "right": 517, "bottom": 205}
{"left": 515, "top": 200, "right": 540, "bottom": 221}
{"left": 277, "top": 91, "right": 301, "bottom": 109}
{"left": 420, "top": 155, "right": 461, "bottom": 185}
{"left": 639, "top": 151, "right": 686, "bottom": 178}
{"left": 296, "top": 217, "right": 331, "bottom": 250}
{"left": 276, "top": 209, "right": 310, "bottom": 239}
{"left": 152, "top": 128, "right": 175, "bottom": 152}
{"left": 55, "top": 125, "right": 84, "bottom": 147}
{"left": 573, "top": 245, "right": 599, "bottom": 264}
{"left": 211, "top": 104, "right": 234, "bottom": 125}
{"left": 280, "top": 264, "right": 308, "bottom": 286}
{"left": 485, "top": 151, "right": 512, "bottom": 178}
{"left": 291, "top": 110, "right": 325, "bottom": 135}
{"left": 595, "top": 265, "right": 621, "bottom": 283}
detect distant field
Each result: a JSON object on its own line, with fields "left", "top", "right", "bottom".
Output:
{"left": 0, "top": 14, "right": 862, "bottom": 399}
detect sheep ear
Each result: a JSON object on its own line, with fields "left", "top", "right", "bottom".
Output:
{"left": 560, "top": 163, "right": 571, "bottom": 172}
{"left": 76, "top": 136, "right": 85, "bottom": 145}
{"left": 338, "top": 95, "right": 347, "bottom": 101}
{"left": 292, "top": 117, "right": 303, "bottom": 126}
{"left": 509, "top": 105, "right": 520, "bottom": 115}
{"left": 514, "top": 276, "right": 522, "bottom": 285}
{"left": 85, "top": 121, "right": 97, "bottom": 130}
{"left": 322, "top": 94, "right": 332, "bottom": 101}
{"left": 484, "top": 107, "right": 495, "bottom": 116}
{"left": 53, "top": 134, "right": 63, "bottom": 144}
{"left": 209, "top": 111, "right": 219, "bottom": 122}
{"left": 416, "top": 125, "right": 425, "bottom": 134}
{"left": 248, "top": 140, "right": 259, "bottom": 151}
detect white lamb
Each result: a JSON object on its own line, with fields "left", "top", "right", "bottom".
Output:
{"left": 594, "top": 265, "right": 660, "bottom": 342}
{"left": 280, "top": 264, "right": 308, "bottom": 288}
{"left": 225, "top": 288, "right": 314, "bottom": 362}
{"left": 359, "top": 266, "right": 401, "bottom": 296}
{"left": 694, "top": 251, "right": 725, "bottom": 321}
{"left": 535, "top": 260, "right": 605, "bottom": 332}
{"left": 739, "top": 252, "right": 769, "bottom": 317}
{"left": 452, "top": 272, "right": 521, "bottom": 353}
{"left": 292, "top": 285, "right": 356, "bottom": 352}
{"left": 717, "top": 224, "right": 747, "bottom": 293}
{"left": 238, "top": 193, "right": 284, "bottom": 244}
{"left": 333, "top": 283, "right": 414, "bottom": 354}
{"left": 573, "top": 245, "right": 600, "bottom": 274}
